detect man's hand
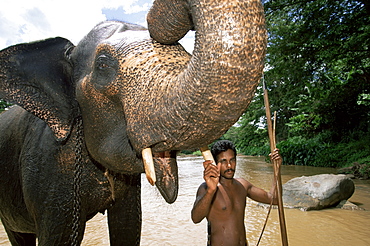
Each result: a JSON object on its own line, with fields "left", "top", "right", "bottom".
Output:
{"left": 192, "top": 160, "right": 221, "bottom": 223}
{"left": 270, "top": 148, "right": 282, "bottom": 168}
{"left": 268, "top": 148, "right": 283, "bottom": 203}
{"left": 203, "top": 160, "right": 220, "bottom": 193}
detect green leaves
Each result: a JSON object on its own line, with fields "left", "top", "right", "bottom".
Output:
{"left": 223, "top": 0, "right": 370, "bottom": 168}
{"left": 0, "top": 99, "right": 12, "bottom": 113}
{"left": 263, "top": 0, "right": 370, "bottom": 140}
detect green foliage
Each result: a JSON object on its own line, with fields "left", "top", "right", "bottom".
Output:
{"left": 314, "top": 134, "right": 370, "bottom": 168}
{"left": 0, "top": 99, "right": 12, "bottom": 113}
{"left": 358, "top": 93, "right": 370, "bottom": 106}
{"left": 226, "top": 0, "right": 370, "bottom": 171}
{"left": 180, "top": 149, "right": 195, "bottom": 155}
{"left": 276, "top": 136, "right": 329, "bottom": 166}
{"left": 191, "top": 150, "right": 202, "bottom": 156}
{"left": 224, "top": 116, "right": 270, "bottom": 156}
{"left": 273, "top": 132, "right": 370, "bottom": 168}
{"left": 286, "top": 112, "right": 322, "bottom": 137}
{"left": 261, "top": 0, "right": 370, "bottom": 141}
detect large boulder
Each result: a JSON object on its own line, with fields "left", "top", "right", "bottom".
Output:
{"left": 282, "top": 174, "right": 355, "bottom": 211}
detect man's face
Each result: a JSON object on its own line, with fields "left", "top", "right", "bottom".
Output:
{"left": 216, "top": 149, "right": 236, "bottom": 179}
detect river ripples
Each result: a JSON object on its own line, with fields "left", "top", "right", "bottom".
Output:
{"left": 1, "top": 156, "right": 369, "bottom": 245}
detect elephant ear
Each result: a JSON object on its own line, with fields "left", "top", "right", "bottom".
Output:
{"left": 0, "top": 37, "right": 77, "bottom": 141}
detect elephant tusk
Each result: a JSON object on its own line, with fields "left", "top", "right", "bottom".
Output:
{"left": 142, "top": 148, "right": 156, "bottom": 186}
{"left": 200, "top": 146, "right": 216, "bottom": 165}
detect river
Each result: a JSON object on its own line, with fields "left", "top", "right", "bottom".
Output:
{"left": 0, "top": 156, "right": 369, "bottom": 245}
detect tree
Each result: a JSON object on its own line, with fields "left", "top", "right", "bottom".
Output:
{"left": 227, "top": 0, "right": 370, "bottom": 162}
{"left": 265, "top": 0, "right": 368, "bottom": 137}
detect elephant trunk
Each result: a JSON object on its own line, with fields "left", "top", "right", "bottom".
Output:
{"left": 147, "top": 0, "right": 267, "bottom": 150}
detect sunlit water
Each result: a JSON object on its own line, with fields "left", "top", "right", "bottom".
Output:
{"left": 1, "top": 156, "right": 369, "bottom": 245}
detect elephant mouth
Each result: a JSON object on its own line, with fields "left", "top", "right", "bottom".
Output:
{"left": 142, "top": 149, "right": 178, "bottom": 204}
{"left": 142, "top": 147, "right": 213, "bottom": 204}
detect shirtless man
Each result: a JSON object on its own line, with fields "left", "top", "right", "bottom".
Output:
{"left": 191, "top": 140, "right": 282, "bottom": 246}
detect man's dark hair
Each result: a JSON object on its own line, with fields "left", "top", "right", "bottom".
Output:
{"left": 211, "top": 140, "right": 237, "bottom": 162}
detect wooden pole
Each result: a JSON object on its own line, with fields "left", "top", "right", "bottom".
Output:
{"left": 263, "top": 79, "right": 288, "bottom": 246}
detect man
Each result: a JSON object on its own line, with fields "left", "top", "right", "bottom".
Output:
{"left": 191, "top": 140, "right": 282, "bottom": 246}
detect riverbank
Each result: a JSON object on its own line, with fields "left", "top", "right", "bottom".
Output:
{"left": 338, "top": 162, "right": 370, "bottom": 179}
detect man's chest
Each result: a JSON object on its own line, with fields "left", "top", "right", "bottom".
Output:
{"left": 212, "top": 184, "right": 247, "bottom": 212}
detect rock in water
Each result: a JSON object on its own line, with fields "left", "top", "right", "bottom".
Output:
{"left": 282, "top": 174, "right": 355, "bottom": 211}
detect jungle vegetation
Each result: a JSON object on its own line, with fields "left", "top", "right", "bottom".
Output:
{"left": 224, "top": 0, "right": 370, "bottom": 176}
{"left": 0, "top": 100, "right": 12, "bottom": 112}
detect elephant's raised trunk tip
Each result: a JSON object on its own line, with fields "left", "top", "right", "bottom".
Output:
{"left": 147, "top": 0, "right": 194, "bottom": 44}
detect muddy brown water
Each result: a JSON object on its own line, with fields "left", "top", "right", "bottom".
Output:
{"left": 1, "top": 156, "right": 369, "bottom": 245}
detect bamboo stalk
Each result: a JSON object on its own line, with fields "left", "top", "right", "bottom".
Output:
{"left": 263, "top": 79, "right": 288, "bottom": 246}
{"left": 256, "top": 111, "right": 277, "bottom": 246}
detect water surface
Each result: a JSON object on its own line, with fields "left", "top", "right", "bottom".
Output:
{"left": 1, "top": 156, "right": 369, "bottom": 245}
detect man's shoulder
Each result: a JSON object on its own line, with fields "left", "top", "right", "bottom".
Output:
{"left": 235, "top": 177, "right": 247, "bottom": 183}
{"left": 198, "top": 182, "right": 208, "bottom": 189}
{"left": 195, "top": 182, "right": 209, "bottom": 195}
{"left": 234, "top": 178, "right": 251, "bottom": 189}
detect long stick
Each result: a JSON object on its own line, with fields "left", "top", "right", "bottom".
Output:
{"left": 263, "top": 79, "right": 288, "bottom": 246}
{"left": 256, "top": 112, "right": 276, "bottom": 246}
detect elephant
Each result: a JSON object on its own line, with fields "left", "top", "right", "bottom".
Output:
{"left": 0, "top": 0, "right": 266, "bottom": 245}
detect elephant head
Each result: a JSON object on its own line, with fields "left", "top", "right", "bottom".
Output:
{"left": 0, "top": 0, "right": 266, "bottom": 203}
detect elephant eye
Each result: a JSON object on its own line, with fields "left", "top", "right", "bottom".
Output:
{"left": 93, "top": 53, "right": 118, "bottom": 87}
{"left": 96, "top": 54, "right": 118, "bottom": 70}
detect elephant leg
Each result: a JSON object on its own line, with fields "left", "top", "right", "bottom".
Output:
{"left": 35, "top": 213, "right": 87, "bottom": 246}
{"left": 3, "top": 227, "right": 36, "bottom": 246}
{"left": 107, "top": 174, "right": 141, "bottom": 246}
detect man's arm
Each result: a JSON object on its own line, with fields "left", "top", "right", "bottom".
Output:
{"left": 191, "top": 160, "right": 220, "bottom": 223}
{"left": 247, "top": 184, "right": 278, "bottom": 205}
{"left": 191, "top": 183, "right": 216, "bottom": 223}
{"left": 243, "top": 148, "right": 282, "bottom": 205}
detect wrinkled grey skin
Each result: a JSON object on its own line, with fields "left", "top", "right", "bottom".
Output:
{"left": 0, "top": 0, "right": 266, "bottom": 245}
